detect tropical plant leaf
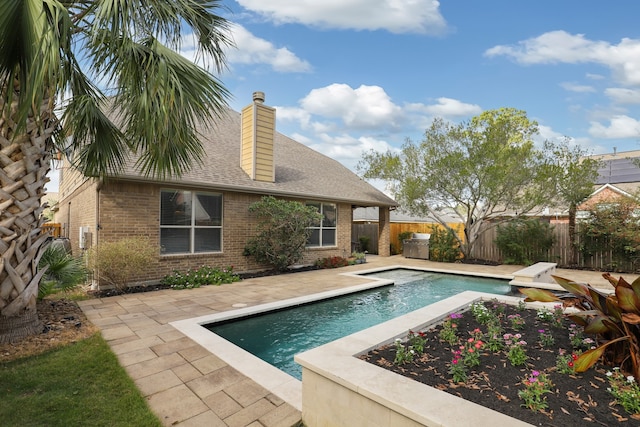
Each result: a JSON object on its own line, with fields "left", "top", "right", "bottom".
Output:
{"left": 584, "top": 314, "right": 614, "bottom": 335}
{"left": 616, "top": 283, "right": 640, "bottom": 314}
{"left": 518, "top": 287, "right": 560, "bottom": 302}
{"left": 606, "top": 296, "right": 623, "bottom": 321}
{"left": 622, "top": 313, "right": 640, "bottom": 325}
{"left": 602, "top": 272, "right": 619, "bottom": 288}
{"left": 566, "top": 313, "right": 588, "bottom": 327}
{"left": 552, "top": 275, "right": 590, "bottom": 297}
{"left": 573, "top": 337, "right": 628, "bottom": 372}
{"left": 631, "top": 276, "right": 640, "bottom": 299}
{"left": 588, "top": 287, "right": 610, "bottom": 312}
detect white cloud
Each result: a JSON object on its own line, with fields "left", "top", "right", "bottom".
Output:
{"left": 485, "top": 31, "right": 640, "bottom": 85}
{"left": 226, "top": 25, "right": 312, "bottom": 72}
{"left": 275, "top": 106, "right": 312, "bottom": 128}
{"left": 421, "top": 97, "right": 482, "bottom": 117}
{"left": 305, "top": 134, "right": 396, "bottom": 171}
{"left": 589, "top": 115, "right": 640, "bottom": 139}
{"left": 560, "top": 82, "right": 595, "bottom": 93}
{"left": 605, "top": 87, "right": 640, "bottom": 105}
{"left": 300, "top": 84, "right": 403, "bottom": 129}
{"left": 586, "top": 73, "right": 605, "bottom": 80}
{"left": 235, "top": 0, "right": 447, "bottom": 34}
{"left": 537, "top": 124, "right": 565, "bottom": 142}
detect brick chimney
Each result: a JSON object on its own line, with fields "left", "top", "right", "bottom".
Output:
{"left": 240, "top": 91, "right": 275, "bottom": 182}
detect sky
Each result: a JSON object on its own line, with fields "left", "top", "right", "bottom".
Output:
{"left": 47, "top": 1, "right": 640, "bottom": 192}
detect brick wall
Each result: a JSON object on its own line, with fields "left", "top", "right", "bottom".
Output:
{"left": 79, "top": 181, "right": 352, "bottom": 286}
{"left": 577, "top": 187, "right": 631, "bottom": 211}
{"left": 55, "top": 178, "right": 97, "bottom": 255}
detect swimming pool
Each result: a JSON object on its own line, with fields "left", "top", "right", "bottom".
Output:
{"left": 206, "top": 268, "right": 511, "bottom": 379}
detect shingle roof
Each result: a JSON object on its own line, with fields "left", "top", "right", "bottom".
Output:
{"left": 114, "top": 108, "right": 397, "bottom": 207}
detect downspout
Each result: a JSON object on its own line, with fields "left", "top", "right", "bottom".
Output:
{"left": 92, "top": 178, "right": 103, "bottom": 290}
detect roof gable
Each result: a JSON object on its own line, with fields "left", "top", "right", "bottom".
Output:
{"left": 113, "top": 107, "right": 396, "bottom": 207}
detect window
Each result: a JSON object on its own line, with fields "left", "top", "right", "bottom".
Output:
{"left": 160, "top": 190, "right": 222, "bottom": 254}
{"left": 306, "top": 202, "right": 337, "bottom": 247}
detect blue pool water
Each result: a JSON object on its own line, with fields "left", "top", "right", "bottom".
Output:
{"left": 206, "top": 269, "right": 511, "bottom": 379}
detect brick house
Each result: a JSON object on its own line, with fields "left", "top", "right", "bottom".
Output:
{"left": 55, "top": 93, "right": 397, "bottom": 287}
{"left": 577, "top": 183, "right": 638, "bottom": 217}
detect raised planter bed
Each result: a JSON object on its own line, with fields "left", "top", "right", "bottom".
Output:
{"left": 295, "top": 291, "right": 548, "bottom": 427}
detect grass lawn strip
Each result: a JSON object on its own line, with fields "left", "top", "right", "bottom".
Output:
{"left": 0, "top": 333, "right": 161, "bottom": 427}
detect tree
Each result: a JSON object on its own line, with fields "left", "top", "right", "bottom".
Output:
{"left": 244, "top": 196, "right": 323, "bottom": 271}
{"left": 0, "top": 1, "right": 232, "bottom": 343}
{"left": 358, "top": 108, "right": 550, "bottom": 259}
{"left": 495, "top": 219, "right": 555, "bottom": 265}
{"left": 540, "top": 139, "right": 601, "bottom": 266}
{"left": 579, "top": 198, "right": 640, "bottom": 271}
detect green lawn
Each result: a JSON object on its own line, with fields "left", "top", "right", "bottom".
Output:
{"left": 0, "top": 333, "right": 161, "bottom": 427}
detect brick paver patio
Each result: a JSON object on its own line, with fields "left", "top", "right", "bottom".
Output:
{"left": 77, "top": 256, "right": 629, "bottom": 426}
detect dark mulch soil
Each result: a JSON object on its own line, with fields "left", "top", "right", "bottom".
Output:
{"left": 91, "top": 265, "right": 322, "bottom": 298}
{"left": 361, "top": 303, "right": 640, "bottom": 426}
{"left": 1, "top": 299, "right": 97, "bottom": 362}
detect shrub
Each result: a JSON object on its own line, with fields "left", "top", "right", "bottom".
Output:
{"left": 315, "top": 256, "right": 349, "bottom": 269}
{"left": 38, "top": 244, "right": 87, "bottom": 299}
{"left": 87, "top": 236, "right": 156, "bottom": 291}
{"left": 429, "top": 226, "right": 460, "bottom": 262}
{"left": 161, "top": 265, "right": 240, "bottom": 289}
{"left": 578, "top": 200, "right": 640, "bottom": 271}
{"left": 495, "top": 219, "right": 555, "bottom": 265}
{"left": 520, "top": 273, "right": 640, "bottom": 382}
{"left": 358, "top": 236, "right": 370, "bottom": 253}
{"left": 244, "top": 196, "right": 322, "bottom": 271}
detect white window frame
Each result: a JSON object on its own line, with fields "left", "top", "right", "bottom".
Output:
{"left": 306, "top": 202, "right": 337, "bottom": 247}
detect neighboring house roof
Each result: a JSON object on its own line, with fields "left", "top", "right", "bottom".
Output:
{"left": 353, "top": 206, "right": 462, "bottom": 223}
{"left": 592, "top": 150, "right": 640, "bottom": 185}
{"left": 109, "top": 106, "right": 397, "bottom": 207}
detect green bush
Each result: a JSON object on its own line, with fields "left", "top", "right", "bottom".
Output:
{"left": 495, "top": 219, "right": 555, "bottom": 265}
{"left": 429, "top": 226, "right": 460, "bottom": 262}
{"left": 161, "top": 265, "right": 240, "bottom": 289}
{"left": 358, "top": 236, "right": 370, "bottom": 253}
{"left": 38, "top": 244, "right": 87, "bottom": 299}
{"left": 578, "top": 200, "right": 640, "bottom": 271}
{"left": 87, "top": 236, "right": 157, "bottom": 291}
{"left": 244, "top": 196, "right": 322, "bottom": 271}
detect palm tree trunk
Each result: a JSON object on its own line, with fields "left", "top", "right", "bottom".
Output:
{"left": 0, "top": 77, "right": 55, "bottom": 343}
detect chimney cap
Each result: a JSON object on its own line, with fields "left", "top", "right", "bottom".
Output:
{"left": 253, "top": 91, "right": 265, "bottom": 104}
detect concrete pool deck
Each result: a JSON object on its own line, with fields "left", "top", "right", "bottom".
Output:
{"left": 77, "top": 256, "right": 634, "bottom": 427}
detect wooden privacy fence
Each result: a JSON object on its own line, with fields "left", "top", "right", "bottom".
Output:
{"left": 471, "top": 222, "right": 640, "bottom": 272}
{"left": 352, "top": 223, "right": 379, "bottom": 254}
{"left": 42, "top": 222, "right": 62, "bottom": 238}
{"left": 352, "top": 222, "right": 465, "bottom": 255}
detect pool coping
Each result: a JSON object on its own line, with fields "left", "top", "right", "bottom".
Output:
{"left": 294, "top": 291, "right": 549, "bottom": 426}
{"left": 170, "top": 265, "right": 516, "bottom": 411}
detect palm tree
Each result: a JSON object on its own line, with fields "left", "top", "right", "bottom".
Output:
{"left": 0, "top": 1, "right": 232, "bottom": 343}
